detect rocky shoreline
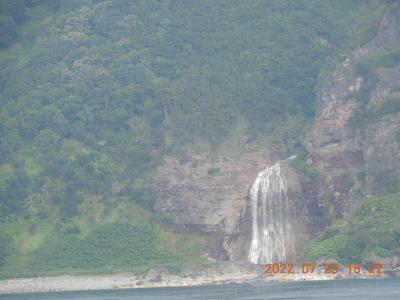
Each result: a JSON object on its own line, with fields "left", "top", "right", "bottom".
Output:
{"left": 0, "top": 263, "right": 395, "bottom": 295}
{"left": 0, "top": 264, "right": 258, "bottom": 294}
{"left": 0, "top": 272, "right": 256, "bottom": 295}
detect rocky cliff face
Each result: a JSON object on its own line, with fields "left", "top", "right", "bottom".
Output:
{"left": 152, "top": 138, "right": 322, "bottom": 263}
{"left": 152, "top": 5, "right": 400, "bottom": 264}
{"left": 152, "top": 138, "right": 272, "bottom": 261}
{"left": 304, "top": 4, "right": 400, "bottom": 215}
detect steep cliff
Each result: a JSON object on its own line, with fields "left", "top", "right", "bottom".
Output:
{"left": 152, "top": 139, "right": 273, "bottom": 261}
{"left": 152, "top": 139, "right": 323, "bottom": 263}
{"left": 303, "top": 4, "right": 400, "bottom": 267}
{"left": 1, "top": 0, "right": 397, "bottom": 279}
{"left": 152, "top": 4, "right": 400, "bottom": 266}
{"left": 305, "top": 3, "right": 400, "bottom": 215}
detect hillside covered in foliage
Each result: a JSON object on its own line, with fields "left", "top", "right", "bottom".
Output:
{"left": 0, "top": 0, "right": 394, "bottom": 278}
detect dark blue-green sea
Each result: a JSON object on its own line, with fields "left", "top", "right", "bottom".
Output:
{"left": 1, "top": 278, "right": 399, "bottom": 300}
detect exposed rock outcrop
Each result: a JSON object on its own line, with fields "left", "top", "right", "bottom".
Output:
{"left": 152, "top": 5, "right": 400, "bottom": 265}
{"left": 152, "top": 138, "right": 272, "bottom": 260}
{"left": 152, "top": 138, "right": 322, "bottom": 262}
{"left": 305, "top": 4, "right": 400, "bottom": 215}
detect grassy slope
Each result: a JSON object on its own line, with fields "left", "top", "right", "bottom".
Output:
{"left": 349, "top": 47, "right": 400, "bottom": 129}
{"left": 306, "top": 193, "right": 400, "bottom": 263}
{"left": 0, "top": 1, "right": 393, "bottom": 279}
{"left": 308, "top": 30, "right": 400, "bottom": 264}
{"left": 0, "top": 200, "right": 208, "bottom": 279}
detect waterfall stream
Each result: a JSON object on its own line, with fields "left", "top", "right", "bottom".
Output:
{"left": 248, "top": 157, "right": 295, "bottom": 264}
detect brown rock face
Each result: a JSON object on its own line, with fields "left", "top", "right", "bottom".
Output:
{"left": 152, "top": 5, "right": 400, "bottom": 264}
{"left": 152, "top": 139, "right": 323, "bottom": 262}
{"left": 152, "top": 139, "right": 273, "bottom": 260}
{"left": 363, "top": 111, "right": 400, "bottom": 193}
{"left": 305, "top": 5, "right": 400, "bottom": 215}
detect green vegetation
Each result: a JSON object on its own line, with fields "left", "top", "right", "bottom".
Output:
{"left": 307, "top": 193, "right": 400, "bottom": 262}
{"left": 349, "top": 96, "right": 400, "bottom": 129}
{"left": 355, "top": 171, "right": 366, "bottom": 197}
{"left": 0, "top": 0, "right": 387, "bottom": 217}
{"left": 375, "top": 171, "right": 400, "bottom": 194}
{"left": 354, "top": 61, "right": 379, "bottom": 103}
{"left": 0, "top": 201, "right": 207, "bottom": 279}
{"left": 354, "top": 47, "right": 400, "bottom": 103}
{"left": 365, "top": 47, "right": 400, "bottom": 69}
{"left": 343, "top": 172, "right": 355, "bottom": 189}
{"left": 0, "top": 231, "right": 11, "bottom": 267}
{"left": 290, "top": 151, "right": 319, "bottom": 178}
{"left": 207, "top": 168, "right": 221, "bottom": 176}
{"left": 0, "top": 0, "right": 392, "bottom": 278}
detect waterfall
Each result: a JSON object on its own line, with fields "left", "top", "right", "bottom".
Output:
{"left": 248, "top": 157, "right": 295, "bottom": 264}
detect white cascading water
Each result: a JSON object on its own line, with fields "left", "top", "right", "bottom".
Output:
{"left": 248, "top": 157, "right": 295, "bottom": 264}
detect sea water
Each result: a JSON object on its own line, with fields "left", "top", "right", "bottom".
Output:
{"left": 1, "top": 278, "right": 399, "bottom": 300}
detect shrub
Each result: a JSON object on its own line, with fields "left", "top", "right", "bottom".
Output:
{"left": 349, "top": 97, "right": 400, "bottom": 129}
{"left": 65, "top": 225, "right": 81, "bottom": 234}
{"left": 307, "top": 193, "right": 400, "bottom": 262}
{"left": 290, "top": 151, "right": 319, "bottom": 178}
{"left": 207, "top": 168, "right": 221, "bottom": 176}
{"left": 0, "top": 232, "right": 12, "bottom": 267}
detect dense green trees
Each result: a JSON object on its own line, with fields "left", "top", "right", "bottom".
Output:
{"left": 307, "top": 193, "right": 400, "bottom": 262}
{"left": 29, "top": 223, "right": 185, "bottom": 274}
{"left": 0, "top": 0, "right": 388, "bottom": 219}
{"left": 0, "top": 0, "right": 27, "bottom": 48}
{"left": 0, "top": 0, "right": 394, "bottom": 277}
{"left": 0, "top": 232, "right": 11, "bottom": 267}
